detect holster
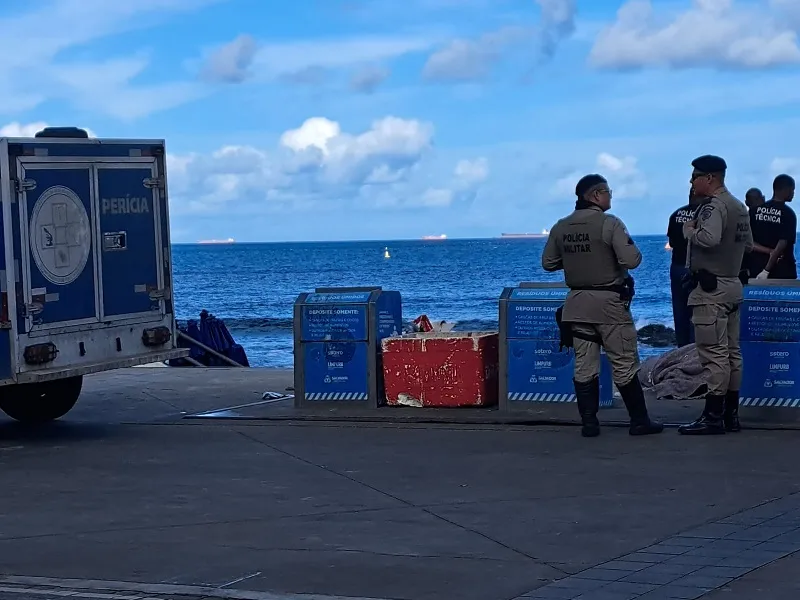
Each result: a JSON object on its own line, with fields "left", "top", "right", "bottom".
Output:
{"left": 619, "top": 276, "right": 635, "bottom": 310}
{"left": 738, "top": 269, "right": 750, "bottom": 286}
{"left": 555, "top": 306, "right": 602, "bottom": 352}
{"left": 681, "top": 269, "right": 718, "bottom": 293}
{"left": 555, "top": 306, "right": 573, "bottom": 351}
{"left": 696, "top": 269, "right": 718, "bottom": 292}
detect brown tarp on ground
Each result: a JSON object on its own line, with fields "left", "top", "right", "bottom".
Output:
{"left": 639, "top": 344, "right": 707, "bottom": 400}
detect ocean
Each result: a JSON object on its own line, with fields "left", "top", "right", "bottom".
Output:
{"left": 172, "top": 236, "right": 686, "bottom": 368}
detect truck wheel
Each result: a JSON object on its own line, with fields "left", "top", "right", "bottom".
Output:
{"left": 0, "top": 376, "right": 83, "bottom": 423}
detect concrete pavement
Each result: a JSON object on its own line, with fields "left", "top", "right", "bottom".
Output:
{"left": 0, "top": 367, "right": 799, "bottom": 600}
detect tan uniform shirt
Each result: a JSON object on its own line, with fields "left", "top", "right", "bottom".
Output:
{"left": 684, "top": 187, "right": 753, "bottom": 306}
{"left": 542, "top": 206, "right": 641, "bottom": 324}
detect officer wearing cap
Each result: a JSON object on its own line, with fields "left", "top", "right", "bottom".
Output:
{"left": 679, "top": 155, "right": 753, "bottom": 435}
{"left": 542, "top": 174, "right": 663, "bottom": 438}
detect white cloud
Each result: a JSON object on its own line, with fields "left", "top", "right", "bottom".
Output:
{"left": 280, "top": 117, "right": 342, "bottom": 155}
{"left": 201, "top": 34, "right": 259, "bottom": 83}
{"left": 0, "top": 121, "right": 97, "bottom": 138}
{"left": 423, "top": 27, "right": 532, "bottom": 81}
{"left": 278, "top": 65, "right": 329, "bottom": 86}
{"left": 50, "top": 57, "right": 204, "bottom": 121}
{"left": 454, "top": 157, "right": 489, "bottom": 185}
{"left": 168, "top": 115, "right": 437, "bottom": 215}
{"left": 0, "top": 0, "right": 218, "bottom": 119}
{"left": 405, "top": 157, "right": 490, "bottom": 209}
{"left": 537, "top": 0, "right": 577, "bottom": 56}
{"left": 590, "top": 0, "right": 800, "bottom": 70}
{"left": 197, "top": 32, "right": 431, "bottom": 89}
{"left": 553, "top": 152, "right": 646, "bottom": 200}
{"left": 252, "top": 35, "right": 435, "bottom": 81}
{"left": 280, "top": 116, "right": 433, "bottom": 186}
{"left": 597, "top": 152, "right": 647, "bottom": 199}
{"left": 417, "top": 188, "right": 454, "bottom": 207}
{"left": 422, "top": 0, "right": 575, "bottom": 81}
{"left": 770, "top": 157, "right": 800, "bottom": 174}
{"left": 349, "top": 65, "right": 390, "bottom": 93}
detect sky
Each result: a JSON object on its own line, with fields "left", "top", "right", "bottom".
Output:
{"left": 2, "top": 0, "right": 800, "bottom": 242}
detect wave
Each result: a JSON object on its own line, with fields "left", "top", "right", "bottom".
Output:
{"left": 176, "top": 316, "right": 295, "bottom": 332}
{"left": 176, "top": 316, "right": 502, "bottom": 333}
{"left": 635, "top": 317, "right": 674, "bottom": 330}
{"left": 177, "top": 315, "right": 674, "bottom": 336}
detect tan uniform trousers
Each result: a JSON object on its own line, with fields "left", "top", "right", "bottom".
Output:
{"left": 691, "top": 302, "right": 742, "bottom": 395}
{"left": 572, "top": 322, "right": 640, "bottom": 386}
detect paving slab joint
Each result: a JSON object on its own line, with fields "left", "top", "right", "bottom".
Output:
{"left": 0, "top": 577, "right": 388, "bottom": 600}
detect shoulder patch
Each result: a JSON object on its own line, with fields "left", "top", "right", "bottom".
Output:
{"left": 698, "top": 204, "right": 715, "bottom": 222}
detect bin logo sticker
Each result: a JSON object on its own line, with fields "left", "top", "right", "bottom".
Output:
{"left": 29, "top": 185, "right": 91, "bottom": 285}
{"left": 324, "top": 326, "right": 357, "bottom": 365}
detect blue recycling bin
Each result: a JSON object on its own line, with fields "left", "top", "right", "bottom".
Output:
{"left": 740, "top": 281, "right": 800, "bottom": 408}
{"left": 498, "top": 282, "right": 614, "bottom": 411}
{"left": 293, "top": 287, "right": 403, "bottom": 408}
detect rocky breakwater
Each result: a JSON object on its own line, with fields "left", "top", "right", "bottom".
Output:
{"left": 637, "top": 324, "right": 676, "bottom": 348}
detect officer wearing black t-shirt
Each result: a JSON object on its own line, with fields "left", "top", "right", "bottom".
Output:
{"left": 667, "top": 188, "right": 707, "bottom": 346}
{"left": 751, "top": 174, "right": 797, "bottom": 280}
{"left": 742, "top": 189, "right": 766, "bottom": 277}
{"left": 745, "top": 188, "right": 765, "bottom": 210}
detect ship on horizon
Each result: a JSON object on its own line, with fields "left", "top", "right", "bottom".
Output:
{"left": 499, "top": 229, "right": 550, "bottom": 239}
{"left": 422, "top": 234, "right": 447, "bottom": 240}
{"left": 197, "top": 237, "right": 235, "bottom": 245}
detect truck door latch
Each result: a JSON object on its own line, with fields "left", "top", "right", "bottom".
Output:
{"left": 23, "top": 302, "right": 43, "bottom": 316}
{"left": 148, "top": 288, "right": 168, "bottom": 300}
{"left": 15, "top": 178, "right": 36, "bottom": 192}
{"left": 143, "top": 177, "right": 164, "bottom": 190}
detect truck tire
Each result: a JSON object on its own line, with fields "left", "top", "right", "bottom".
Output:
{"left": 0, "top": 376, "right": 83, "bottom": 423}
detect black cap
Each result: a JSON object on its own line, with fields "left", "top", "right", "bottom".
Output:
{"left": 575, "top": 174, "right": 607, "bottom": 198}
{"left": 691, "top": 155, "right": 727, "bottom": 174}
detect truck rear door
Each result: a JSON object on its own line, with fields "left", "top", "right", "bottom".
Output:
{"left": 17, "top": 158, "right": 165, "bottom": 335}
{"left": 18, "top": 162, "right": 100, "bottom": 332}
{"left": 96, "top": 162, "right": 164, "bottom": 321}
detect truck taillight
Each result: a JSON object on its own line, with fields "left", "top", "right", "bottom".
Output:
{"left": 142, "top": 326, "right": 171, "bottom": 347}
{"left": 24, "top": 342, "right": 58, "bottom": 365}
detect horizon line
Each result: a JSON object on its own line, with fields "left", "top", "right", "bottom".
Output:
{"left": 173, "top": 233, "right": 698, "bottom": 245}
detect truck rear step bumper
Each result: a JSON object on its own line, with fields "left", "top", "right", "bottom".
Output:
{"left": 10, "top": 348, "right": 190, "bottom": 384}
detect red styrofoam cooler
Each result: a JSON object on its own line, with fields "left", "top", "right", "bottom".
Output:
{"left": 381, "top": 332, "right": 499, "bottom": 407}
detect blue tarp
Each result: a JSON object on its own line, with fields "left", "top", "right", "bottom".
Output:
{"left": 169, "top": 310, "right": 250, "bottom": 367}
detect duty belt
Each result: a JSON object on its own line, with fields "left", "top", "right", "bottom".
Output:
{"left": 569, "top": 284, "right": 626, "bottom": 294}
{"left": 569, "top": 277, "right": 635, "bottom": 310}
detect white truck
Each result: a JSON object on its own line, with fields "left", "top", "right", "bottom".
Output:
{"left": 0, "top": 126, "right": 187, "bottom": 423}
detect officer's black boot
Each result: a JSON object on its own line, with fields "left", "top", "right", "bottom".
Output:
{"left": 618, "top": 377, "right": 664, "bottom": 436}
{"left": 678, "top": 393, "right": 726, "bottom": 435}
{"left": 723, "top": 389, "right": 741, "bottom": 433}
{"left": 573, "top": 377, "right": 600, "bottom": 438}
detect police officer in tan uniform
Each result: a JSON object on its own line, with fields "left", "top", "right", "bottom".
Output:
{"left": 542, "top": 174, "right": 663, "bottom": 438}
{"left": 679, "top": 155, "right": 753, "bottom": 435}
